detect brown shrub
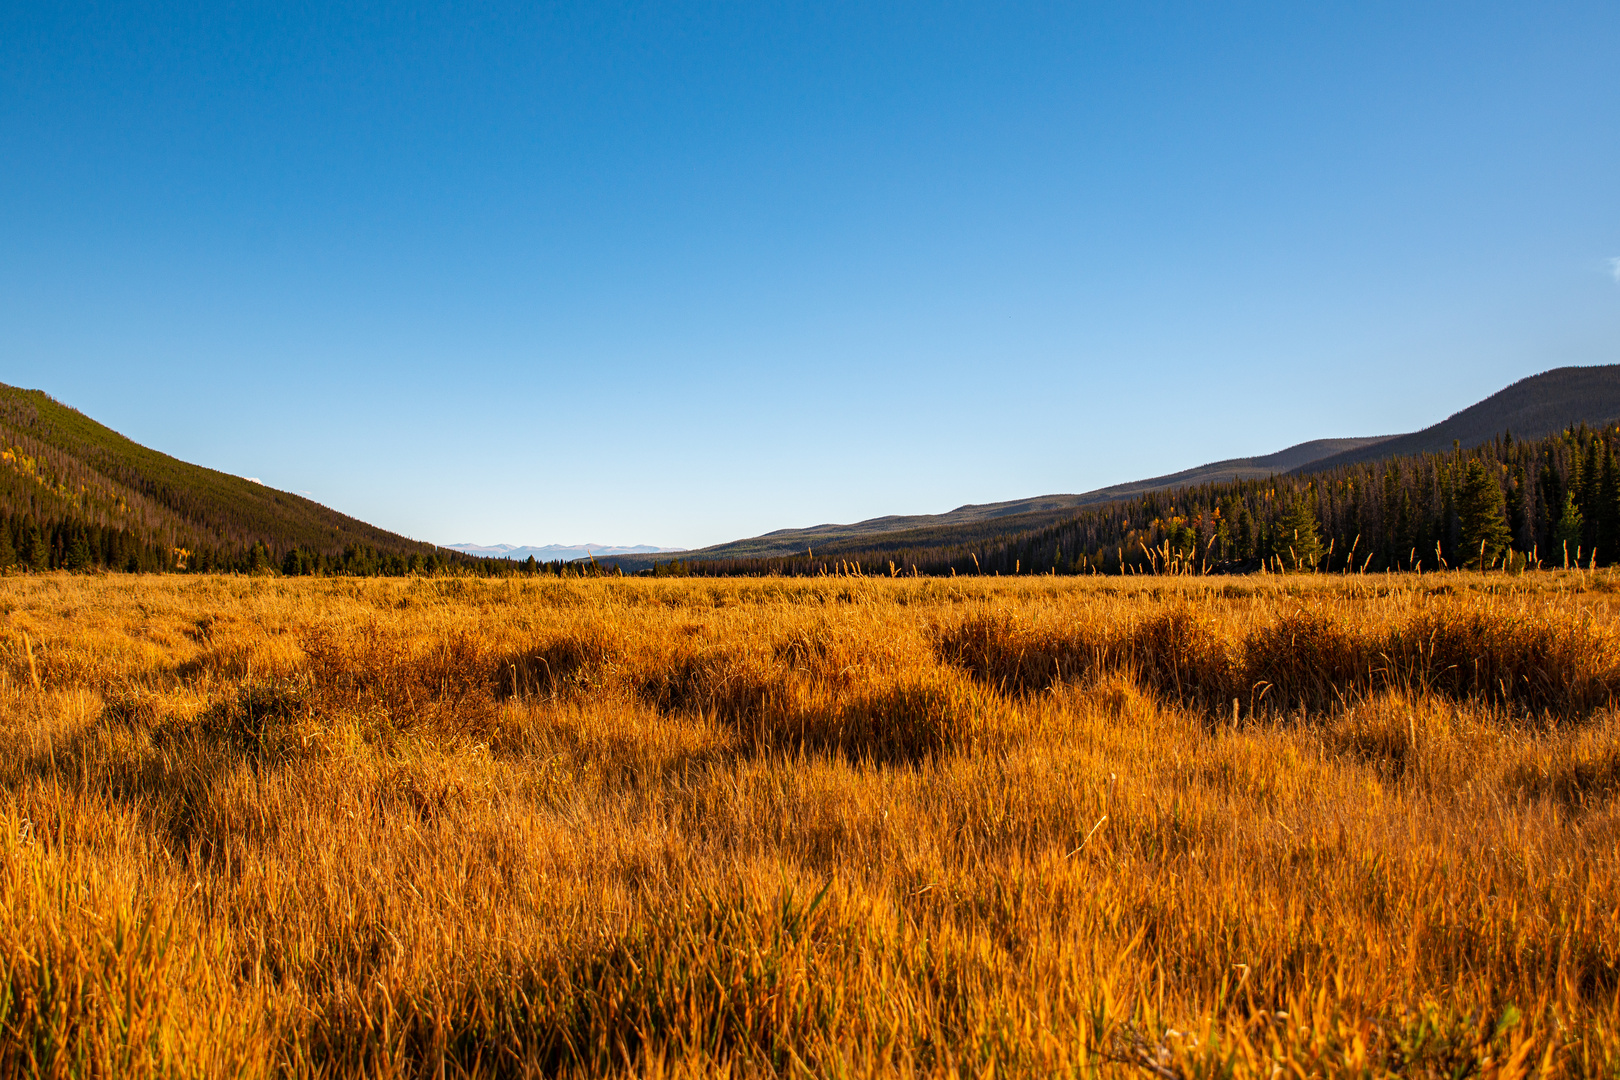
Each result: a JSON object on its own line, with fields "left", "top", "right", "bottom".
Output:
{"left": 932, "top": 612, "right": 1102, "bottom": 693}
{"left": 378, "top": 763, "right": 470, "bottom": 824}
{"left": 1125, "top": 606, "right": 1240, "bottom": 711}
{"left": 935, "top": 606, "right": 1237, "bottom": 709}
{"left": 159, "top": 675, "right": 317, "bottom": 761}
{"left": 498, "top": 625, "right": 621, "bottom": 699}
{"left": 300, "top": 625, "right": 500, "bottom": 736}
{"left": 638, "top": 635, "right": 991, "bottom": 765}
{"left": 1239, "top": 608, "right": 1379, "bottom": 716}
{"left": 100, "top": 684, "right": 166, "bottom": 728}
{"left": 1324, "top": 702, "right": 1417, "bottom": 777}
{"left": 635, "top": 644, "right": 779, "bottom": 721}
{"left": 772, "top": 622, "right": 870, "bottom": 687}
{"left": 1389, "top": 608, "right": 1620, "bottom": 715}
{"left": 739, "top": 673, "right": 998, "bottom": 765}
{"left": 942, "top": 601, "right": 1620, "bottom": 722}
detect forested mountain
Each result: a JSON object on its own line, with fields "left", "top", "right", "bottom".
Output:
{"left": 0, "top": 383, "right": 474, "bottom": 574}
{"left": 630, "top": 423, "right": 1620, "bottom": 577}
{"left": 8, "top": 365, "right": 1619, "bottom": 579}
{"left": 683, "top": 436, "right": 1393, "bottom": 560}
{"left": 1299, "top": 365, "right": 1620, "bottom": 471}
{"left": 617, "top": 365, "right": 1620, "bottom": 572}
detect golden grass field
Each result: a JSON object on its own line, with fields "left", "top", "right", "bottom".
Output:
{"left": 2, "top": 569, "right": 1619, "bottom": 1078}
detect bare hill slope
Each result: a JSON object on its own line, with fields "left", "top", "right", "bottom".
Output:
{"left": 1296, "top": 365, "right": 1620, "bottom": 473}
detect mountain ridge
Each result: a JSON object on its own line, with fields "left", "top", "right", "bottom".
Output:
{"left": 679, "top": 435, "right": 1391, "bottom": 561}
{"left": 0, "top": 383, "right": 471, "bottom": 573}
{"left": 1293, "top": 365, "right": 1620, "bottom": 473}
{"left": 446, "top": 543, "right": 687, "bottom": 562}
{"left": 6, "top": 363, "right": 1618, "bottom": 577}
{"left": 608, "top": 364, "right": 1620, "bottom": 571}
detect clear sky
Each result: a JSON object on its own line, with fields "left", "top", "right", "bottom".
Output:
{"left": 3, "top": 3, "right": 1618, "bottom": 549}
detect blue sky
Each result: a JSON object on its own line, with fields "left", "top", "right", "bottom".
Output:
{"left": 3, "top": 3, "right": 1618, "bottom": 549}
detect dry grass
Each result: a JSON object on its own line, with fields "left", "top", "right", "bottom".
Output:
{"left": 1, "top": 570, "right": 1619, "bottom": 1077}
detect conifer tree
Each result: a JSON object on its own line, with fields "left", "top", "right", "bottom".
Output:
{"left": 1380, "top": 466, "right": 1401, "bottom": 558}
{"left": 21, "top": 523, "right": 47, "bottom": 571}
{"left": 1582, "top": 438, "right": 1603, "bottom": 549}
{"left": 1277, "top": 491, "right": 1324, "bottom": 570}
{"left": 63, "top": 534, "right": 92, "bottom": 572}
{"left": 1598, "top": 444, "right": 1618, "bottom": 564}
{"left": 1212, "top": 512, "right": 1231, "bottom": 561}
{"left": 1553, "top": 491, "right": 1584, "bottom": 565}
{"left": 1507, "top": 464, "right": 1531, "bottom": 551}
{"left": 1457, "top": 460, "right": 1512, "bottom": 570}
{"left": 1235, "top": 506, "right": 1253, "bottom": 560}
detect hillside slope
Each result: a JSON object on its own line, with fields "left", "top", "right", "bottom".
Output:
{"left": 611, "top": 364, "right": 1619, "bottom": 573}
{"left": 1296, "top": 365, "right": 1620, "bottom": 473}
{"left": 678, "top": 436, "right": 1391, "bottom": 562}
{"left": 630, "top": 420, "right": 1620, "bottom": 577}
{"left": 0, "top": 384, "right": 459, "bottom": 572}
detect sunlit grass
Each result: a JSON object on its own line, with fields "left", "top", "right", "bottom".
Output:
{"left": 1, "top": 569, "right": 1618, "bottom": 1077}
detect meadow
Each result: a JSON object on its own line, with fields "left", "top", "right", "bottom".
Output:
{"left": 1, "top": 569, "right": 1618, "bottom": 1078}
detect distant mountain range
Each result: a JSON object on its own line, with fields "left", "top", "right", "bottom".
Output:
{"left": 656, "top": 436, "right": 1394, "bottom": 562}
{"left": 604, "top": 364, "right": 1620, "bottom": 570}
{"left": 6, "top": 363, "right": 1617, "bottom": 576}
{"left": 445, "top": 543, "right": 686, "bottom": 563}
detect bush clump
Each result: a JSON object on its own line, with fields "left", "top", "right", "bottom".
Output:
{"left": 941, "top": 601, "right": 1620, "bottom": 721}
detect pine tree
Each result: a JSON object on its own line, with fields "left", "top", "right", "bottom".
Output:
{"left": 1277, "top": 490, "right": 1324, "bottom": 570}
{"left": 1582, "top": 437, "right": 1603, "bottom": 550}
{"left": 1598, "top": 443, "right": 1618, "bottom": 566}
{"left": 1457, "top": 460, "right": 1513, "bottom": 570}
{"left": 21, "top": 523, "right": 47, "bottom": 571}
{"left": 1380, "top": 465, "right": 1401, "bottom": 560}
{"left": 1553, "top": 491, "right": 1584, "bottom": 566}
{"left": 1507, "top": 463, "right": 1530, "bottom": 551}
{"left": 63, "top": 534, "right": 93, "bottom": 572}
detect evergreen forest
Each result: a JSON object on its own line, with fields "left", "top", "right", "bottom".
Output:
{"left": 0, "top": 384, "right": 483, "bottom": 576}
{"left": 647, "top": 425, "right": 1620, "bottom": 578}
{"left": 7, "top": 378, "right": 1619, "bottom": 579}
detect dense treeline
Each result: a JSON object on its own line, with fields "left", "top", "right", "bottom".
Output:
{"left": 647, "top": 425, "right": 1620, "bottom": 578}
{"left": 271, "top": 548, "right": 613, "bottom": 579}
{"left": 0, "top": 511, "right": 620, "bottom": 578}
